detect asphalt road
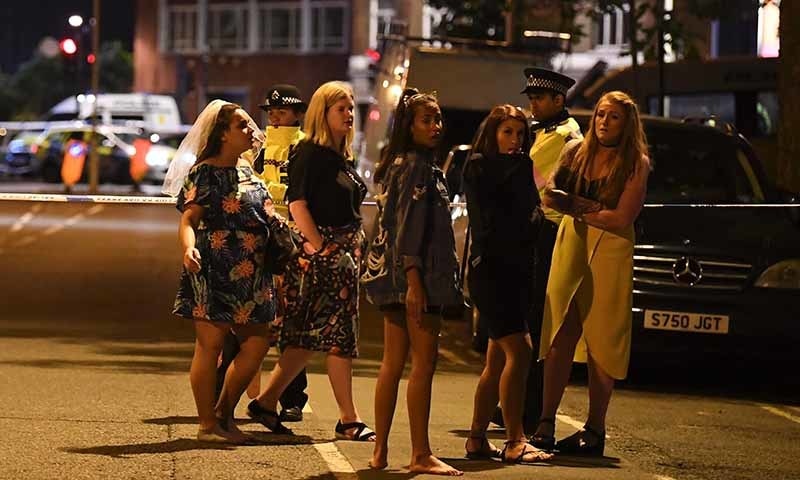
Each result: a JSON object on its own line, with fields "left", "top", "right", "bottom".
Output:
{"left": 0, "top": 197, "right": 798, "bottom": 480}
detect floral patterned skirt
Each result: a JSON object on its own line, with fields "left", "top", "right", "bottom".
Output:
{"left": 279, "top": 223, "right": 365, "bottom": 357}
{"left": 173, "top": 228, "right": 275, "bottom": 325}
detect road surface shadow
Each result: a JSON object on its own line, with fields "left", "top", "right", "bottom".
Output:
{"left": 62, "top": 438, "right": 237, "bottom": 458}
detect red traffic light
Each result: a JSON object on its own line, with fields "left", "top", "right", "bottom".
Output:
{"left": 60, "top": 38, "right": 77, "bottom": 56}
{"left": 86, "top": 53, "right": 96, "bottom": 64}
{"left": 365, "top": 48, "right": 381, "bottom": 63}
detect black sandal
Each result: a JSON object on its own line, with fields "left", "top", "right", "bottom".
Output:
{"left": 555, "top": 424, "right": 605, "bottom": 456}
{"left": 465, "top": 435, "right": 502, "bottom": 460}
{"left": 529, "top": 417, "right": 556, "bottom": 451}
{"left": 247, "top": 400, "right": 293, "bottom": 434}
{"left": 500, "top": 440, "right": 553, "bottom": 464}
{"left": 334, "top": 420, "right": 376, "bottom": 441}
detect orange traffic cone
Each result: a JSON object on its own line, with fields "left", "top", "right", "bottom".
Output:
{"left": 130, "top": 138, "right": 151, "bottom": 185}
{"left": 61, "top": 139, "right": 87, "bottom": 188}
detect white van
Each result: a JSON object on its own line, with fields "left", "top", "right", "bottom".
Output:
{"left": 47, "top": 93, "right": 182, "bottom": 133}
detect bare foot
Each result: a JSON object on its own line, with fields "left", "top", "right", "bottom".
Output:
{"left": 369, "top": 444, "right": 388, "bottom": 469}
{"left": 218, "top": 417, "right": 254, "bottom": 444}
{"left": 408, "top": 455, "right": 463, "bottom": 476}
{"left": 368, "top": 457, "right": 388, "bottom": 469}
{"left": 197, "top": 423, "right": 243, "bottom": 444}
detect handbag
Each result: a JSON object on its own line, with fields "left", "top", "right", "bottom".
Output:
{"left": 264, "top": 217, "right": 300, "bottom": 274}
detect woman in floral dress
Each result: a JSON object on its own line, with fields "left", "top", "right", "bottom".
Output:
{"left": 169, "top": 100, "right": 278, "bottom": 443}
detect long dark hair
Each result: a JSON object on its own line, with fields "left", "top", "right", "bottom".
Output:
{"left": 196, "top": 103, "right": 240, "bottom": 164}
{"left": 469, "top": 104, "right": 530, "bottom": 158}
{"left": 374, "top": 88, "right": 439, "bottom": 184}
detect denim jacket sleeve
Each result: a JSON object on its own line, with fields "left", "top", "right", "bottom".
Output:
{"left": 393, "top": 154, "right": 432, "bottom": 271}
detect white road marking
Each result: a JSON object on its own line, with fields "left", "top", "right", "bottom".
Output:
{"left": 313, "top": 442, "right": 357, "bottom": 476}
{"left": 438, "top": 346, "right": 468, "bottom": 366}
{"left": 14, "top": 235, "right": 37, "bottom": 247}
{"left": 653, "top": 475, "right": 679, "bottom": 480}
{"left": 11, "top": 205, "right": 105, "bottom": 245}
{"left": 760, "top": 404, "right": 800, "bottom": 425}
{"left": 10, "top": 204, "right": 42, "bottom": 233}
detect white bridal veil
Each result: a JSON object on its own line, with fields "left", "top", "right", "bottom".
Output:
{"left": 162, "top": 99, "right": 265, "bottom": 197}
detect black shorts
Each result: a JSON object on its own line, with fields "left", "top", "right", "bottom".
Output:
{"left": 468, "top": 260, "right": 533, "bottom": 340}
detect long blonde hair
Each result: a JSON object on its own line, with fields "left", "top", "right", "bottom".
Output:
{"left": 572, "top": 90, "right": 648, "bottom": 204}
{"left": 304, "top": 81, "right": 355, "bottom": 159}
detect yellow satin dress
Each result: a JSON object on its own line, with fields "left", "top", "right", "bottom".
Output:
{"left": 539, "top": 214, "right": 635, "bottom": 380}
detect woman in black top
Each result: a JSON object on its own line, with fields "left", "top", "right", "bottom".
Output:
{"left": 247, "top": 82, "right": 375, "bottom": 442}
{"left": 462, "top": 105, "right": 551, "bottom": 464}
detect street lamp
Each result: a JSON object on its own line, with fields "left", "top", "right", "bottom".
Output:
{"left": 65, "top": 5, "right": 101, "bottom": 194}
{"left": 68, "top": 14, "right": 84, "bottom": 27}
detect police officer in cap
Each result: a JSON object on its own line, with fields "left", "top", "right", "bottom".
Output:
{"left": 491, "top": 67, "right": 583, "bottom": 438}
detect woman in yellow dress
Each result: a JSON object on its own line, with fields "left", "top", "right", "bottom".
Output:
{"left": 530, "top": 91, "right": 650, "bottom": 456}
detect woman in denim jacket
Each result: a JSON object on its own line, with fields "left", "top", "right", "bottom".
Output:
{"left": 362, "top": 88, "right": 463, "bottom": 475}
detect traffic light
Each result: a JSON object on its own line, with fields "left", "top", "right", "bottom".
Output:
{"left": 60, "top": 38, "right": 78, "bottom": 56}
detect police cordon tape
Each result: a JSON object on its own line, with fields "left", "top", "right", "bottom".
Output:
{"left": 0, "top": 192, "right": 799, "bottom": 209}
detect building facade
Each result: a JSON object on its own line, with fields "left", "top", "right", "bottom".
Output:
{"left": 135, "top": 0, "right": 362, "bottom": 122}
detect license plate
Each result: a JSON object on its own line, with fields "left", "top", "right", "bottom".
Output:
{"left": 644, "top": 310, "right": 729, "bottom": 334}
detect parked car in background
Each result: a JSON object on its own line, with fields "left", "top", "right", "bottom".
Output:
{"left": 140, "top": 127, "right": 190, "bottom": 184}
{"left": 32, "top": 123, "right": 179, "bottom": 185}
{"left": 2, "top": 130, "right": 44, "bottom": 176}
{"left": 33, "top": 124, "right": 141, "bottom": 183}
{"left": 0, "top": 122, "right": 55, "bottom": 176}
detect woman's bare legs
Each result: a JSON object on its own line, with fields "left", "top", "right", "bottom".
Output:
{"left": 586, "top": 355, "right": 614, "bottom": 434}
{"left": 534, "top": 303, "right": 583, "bottom": 440}
{"left": 370, "top": 317, "right": 410, "bottom": 469}
{"left": 495, "top": 332, "right": 553, "bottom": 461}
{"left": 215, "top": 323, "right": 270, "bottom": 438}
{"left": 191, "top": 320, "right": 228, "bottom": 434}
{"left": 326, "top": 353, "right": 365, "bottom": 426}
{"left": 466, "top": 339, "right": 503, "bottom": 454}
{"left": 405, "top": 316, "right": 462, "bottom": 476}
{"left": 255, "top": 346, "right": 313, "bottom": 411}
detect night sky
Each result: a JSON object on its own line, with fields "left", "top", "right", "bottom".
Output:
{"left": 0, "top": 0, "right": 135, "bottom": 75}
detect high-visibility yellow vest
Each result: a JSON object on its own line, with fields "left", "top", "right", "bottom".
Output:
{"left": 530, "top": 116, "right": 582, "bottom": 224}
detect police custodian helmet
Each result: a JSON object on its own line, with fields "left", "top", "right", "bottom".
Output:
{"left": 259, "top": 84, "right": 307, "bottom": 112}
{"left": 520, "top": 67, "right": 576, "bottom": 96}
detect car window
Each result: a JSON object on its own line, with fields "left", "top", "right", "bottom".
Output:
{"left": 645, "top": 127, "right": 761, "bottom": 204}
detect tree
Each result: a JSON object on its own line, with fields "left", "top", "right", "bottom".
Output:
{"left": 9, "top": 55, "right": 78, "bottom": 120}
{"left": 97, "top": 41, "right": 133, "bottom": 93}
{"left": 0, "top": 41, "right": 133, "bottom": 120}
{"left": 777, "top": 0, "right": 799, "bottom": 192}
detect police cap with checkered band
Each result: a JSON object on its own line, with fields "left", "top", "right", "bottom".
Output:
{"left": 259, "top": 84, "right": 307, "bottom": 112}
{"left": 520, "top": 67, "right": 576, "bottom": 96}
